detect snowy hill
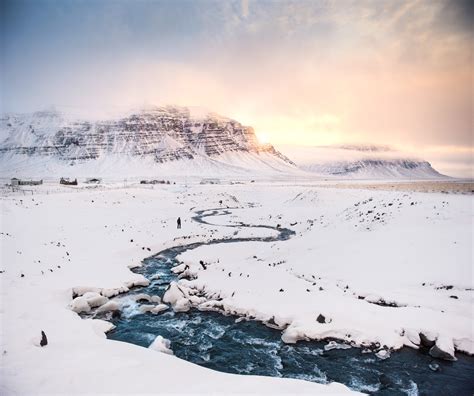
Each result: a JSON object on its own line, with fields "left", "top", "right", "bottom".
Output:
{"left": 277, "top": 145, "right": 446, "bottom": 179}
{"left": 0, "top": 106, "right": 296, "bottom": 178}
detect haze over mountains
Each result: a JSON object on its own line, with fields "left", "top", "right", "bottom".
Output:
{"left": 278, "top": 145, "right": 446, "bottom": 179}
{"left": 0, "top": 106, "right": 446, "bottom": 179}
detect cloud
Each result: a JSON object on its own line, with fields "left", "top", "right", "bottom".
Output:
{"left": 1, "top": 0, "right": 472, "bottom": 177}
{"left": 241, "top": 0, "right": 249, "bottom": 18}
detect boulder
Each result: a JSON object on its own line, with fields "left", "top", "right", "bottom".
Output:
{"left": 429, "top": 336, "right": 456, "bottom": 361}
{"left": 419, "top": 331, "right": 437, "bottom": 348}
{"left": 316, "top": 314, "right": 326, "bottom": 324}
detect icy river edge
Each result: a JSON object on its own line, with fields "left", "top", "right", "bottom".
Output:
{"left": 73, "top": 207, "right": 474, "bottom": 395}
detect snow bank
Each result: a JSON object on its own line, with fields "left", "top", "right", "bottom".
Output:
{"left": 2, "top": 180, "right": 470, "bottom": 395}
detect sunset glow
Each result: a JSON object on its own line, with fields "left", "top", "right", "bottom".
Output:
{"left": 2, "top": 0, "right": 473, "bottom": 176}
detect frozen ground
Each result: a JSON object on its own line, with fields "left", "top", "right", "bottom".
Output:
{"left": 0, "top": 179, "right": 472, "bottom": 394}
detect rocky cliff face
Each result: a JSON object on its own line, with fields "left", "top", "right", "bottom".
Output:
{"left": 0, "top": 106, "right": 294, "bottom": 166}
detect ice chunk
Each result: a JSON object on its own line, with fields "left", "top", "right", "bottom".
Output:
{"left": 72, "top": 286, "right": 101, "bottom": 298}
{"left": 151, "top": 304, "right": 169, "bottom": 314}
{"left": 149, "top": 335, "right": 174, "bottom": 355}
{"left": 69, "top": 296, "right": 91, "bottom": 313}
{"left": 163, "top": 282, "right": 185, "bottom": 305}
{"left": 163, "top": 282, "right": 191, "bottom": 312}
{"left": 375, "top": 349, "right": 390, "bottom": 360}
{"left": 96, "top": 300, "right": 121, "bottom": 313}
{"left": 171, "top": 263, "right": 187, "bottom": 274}
{"left": 324, "top": 341, "right": 351, "bottom": 351}
{"left": 82, "top": 292, "right": 108, "bottom": 308}
{"left": 101, "top": 286, "right": 129, "bottom": 298}
{"left": 454, "top": 338, "right": 474, "bottom": 355}
{"left": 124, "top": 274, "right": 150, "bottom": 288}
{"left": 139, "top": 304, "right": 156, "bottom": 314}
{"left": 174, "top": 298, "right": 191, "bottom": 312}
{"left": 281, "top": 327, "right": 303, "bottom": 344}
{"left": 405, "top": 329, "right": 420, "bottom": 348}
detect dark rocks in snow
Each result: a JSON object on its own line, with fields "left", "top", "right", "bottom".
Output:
{"left": 419, "top": 333, "right": 436, "bottom": 348}
{"left": 112, "top": 310, "right": 121, "bottom": 319}
{"left": 136, "top": 297, "right": 151, "bottom": 304}
{"left": 317, "top": 314, "right": 326, "bottom": 323}
{"left": 40, "top": 331, "right": 48, "bottom": 347}
{"left": 199, "top": 260, "right": 207, "bottom": 270}
{"left": 279, "top": 288, "right": 284, "bottom": 292}
{"left": 436, "top": 285, "right": 454, "bottom": 290}
{"left": 20, "top": 273, "right": 24, "bottom": 278}
{"left": 449, "top": 295, "right": 458, "bottom": 299}
{"left": 429, "top": 345, "right": 456, "bottom": 361}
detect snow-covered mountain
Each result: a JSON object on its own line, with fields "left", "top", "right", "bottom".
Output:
{"left": 277, "top": 145, "right": 446, "bottom": 179}
{"left": 0, "top": 106, "right": 296, "bottom": 178}
{"left": 0, "top": 108, "right": 448, "bottom": 180}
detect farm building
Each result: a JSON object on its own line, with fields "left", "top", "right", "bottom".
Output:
{"left": 11, "top": 178, "right": 43, "bottom": 186}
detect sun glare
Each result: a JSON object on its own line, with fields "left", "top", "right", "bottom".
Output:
{"left": 257, "top": 132, "right": 271, "bottom": 144}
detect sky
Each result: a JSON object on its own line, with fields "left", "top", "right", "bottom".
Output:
{"left": 1, "top": 0, "right": 473, "bottom": 176}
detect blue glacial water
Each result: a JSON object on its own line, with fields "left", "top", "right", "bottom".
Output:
{"left": 104, "top": 208, "right": 474, "bottom": 395}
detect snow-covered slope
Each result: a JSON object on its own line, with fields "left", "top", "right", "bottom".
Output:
{"left": 277, "top": 145, "right": 446, "bottom": 179}
{"left": 0, "top": 106, "right": 296, "bottom": 178}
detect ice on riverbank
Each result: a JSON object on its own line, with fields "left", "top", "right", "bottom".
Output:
{"left": 149, "top": 335, "right": 174, "bottom": 355}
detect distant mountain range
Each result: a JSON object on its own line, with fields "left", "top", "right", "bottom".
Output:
{"left": 277, "top": 145, "right": 446, "bottom": 179}
{"left": 0, "top": 106, "right": 296, "bottom": 178}
{"left": 0, "top": 107, "right": 446, "bottom": 179}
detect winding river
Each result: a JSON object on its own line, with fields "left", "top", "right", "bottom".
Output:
{"left": 100, "top": 208, "right": 473, "bottom": 395}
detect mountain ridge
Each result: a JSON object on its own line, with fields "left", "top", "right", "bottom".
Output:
{"left": 0, "top": 106, "right": 296, "bottom": 177}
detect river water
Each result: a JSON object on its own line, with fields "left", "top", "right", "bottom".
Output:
{"left": 104, "top": 208, "right": 474, "bottom": 395}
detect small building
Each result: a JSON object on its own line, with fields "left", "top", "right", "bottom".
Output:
{"left": 85, "top": 178, "right": 101, "bottom": 184}
{"left": 60, "top": 178, "right": 78, "bottom": 186}
{"left": 140, "top": 179, "right": 168, "bottom": 185}
{"left": 12, "top": 178, "right": 43, "bottom": 186}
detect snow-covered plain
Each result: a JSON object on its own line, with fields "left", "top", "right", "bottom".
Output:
{"left": 1, "top": 179, "right": 472, "bottom": 394}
